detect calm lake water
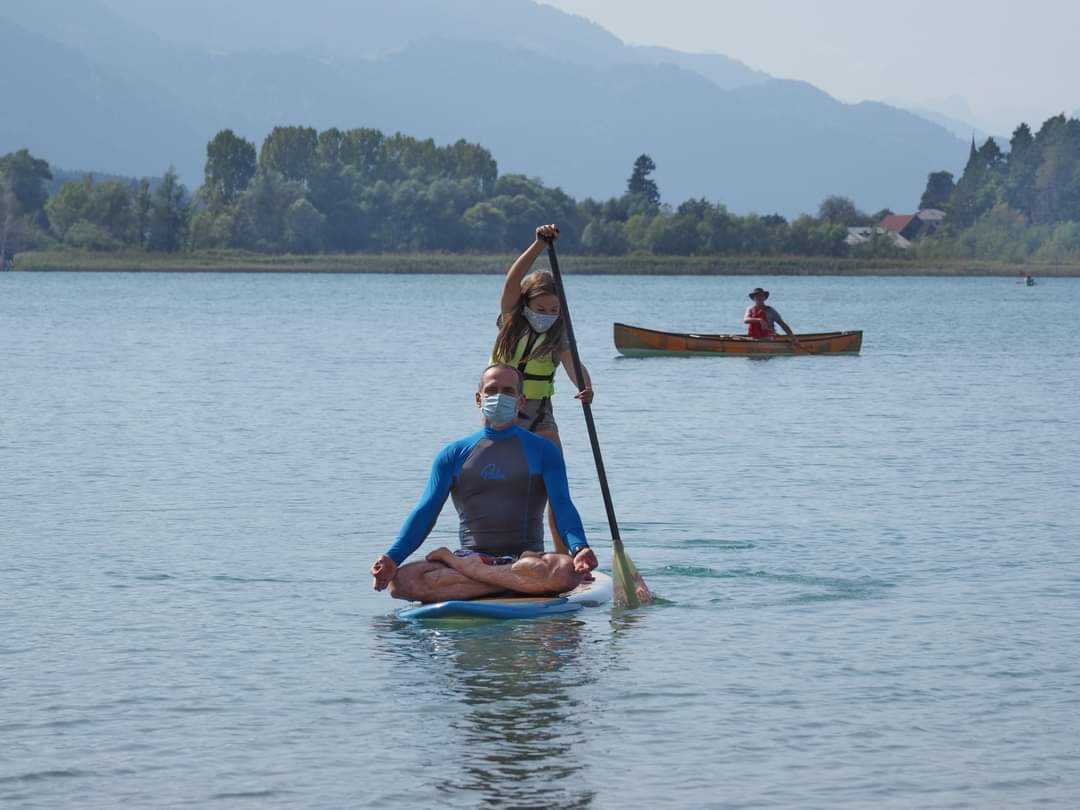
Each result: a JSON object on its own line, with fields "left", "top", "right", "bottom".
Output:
{"left": 2, "top": 271, "right": 1078, "bottom": 809}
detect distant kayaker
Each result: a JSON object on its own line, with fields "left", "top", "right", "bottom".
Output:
{"left": 370, "top": 363, "right": 598, "bottom": 602}
{"left": 744, "top": 287, "right": 798, "bottom": 342}
{"left": 491, "top": 223, "right": 593, "bottom": 554}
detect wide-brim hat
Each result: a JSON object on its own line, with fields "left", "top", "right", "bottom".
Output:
{"left": 748, "top": 287, "right": 770, "bottom": 299}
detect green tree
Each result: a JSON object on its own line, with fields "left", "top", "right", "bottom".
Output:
{"left": 698, "top": 203, "right": 737, "bottom": 254}
{"left": 133, "top": 180, "right": 151, "bottom": 248}
{"left": 462, "top": 201, "right": 509, "bottom": 250}
{"left": 950, "top": 137, "right": 1006, "bottom": 227}
{"left": 417, "top": 177, "right": 478, "bottom": 250}
{"left": 919, "top": 172, "right": 954, "bottom": 210}
{"left": 309, "top": 163, "right": 368, "bottom": 251}
{"left": 0, "top": 149, "right": 52, "bottom": 228}
{"left": 189, "top": 207, "right": 237, "bottom": 250}
{"left": 205, "top": 129, "right": 257, "bottom": 206}
{"left": 1034, "top": 220, "right": 1080, "bottom": 259}
{"left": 93, "top": 182, "right": 137, "bottom": 243}
{"left": 627, "top": 154, "right": 660, "bottom": 207}
{"left": 622, "top": 212, "right": 655, "bottom": 251}
{"left": 232, "top": 170, "right": 304, "bottom": 252}
{"left": 383, "top": 133, "right": 452, "bottom": 184}
{"left": 284, "top": 198, "right": 326, "bottom": 253}
{"left": 146, "top": 167, "right": 188, "bottom": 252}
{"left": 1010, "top": 123, "right": 1034, "bottom": 155}
{"left": 978, "top": 137, "right": 1006, "bottom": 171}
{"left": 651, "top": 213, "right": 701, "bottom": 254}
{"left": 46, "top": 176, "right": 137, "bottom": 245}
{"left": 817, "top": 195, "right": 865, "bottom": 225}
{"left": 259, "top": 126, "right": 318, "bottom": 186}
{"left": 786, "top": 215, "right": 847, "bottom": 255}
{"left": 1026, "top": 116, "right": 1080, "bottom": 224}
{"left": 1, "top": 184, "right": 19, "bottom": 262}
{"left": 1004, "top": 123, "right": 1038, "bottom": 215}
{"left": 732, "top": 214, "right": 786, "bottom": 254}
{"left": 580, "top": 219, "right": 628, "bottom": 255}
{"left": 487, "top": 175, "right": 558, "bottom": 245}
{"left": 442, "top": 139, "right": 498, "bottom": 196}
{"left": 45, "top": 176, "right": 94, "bottom": 239}
{"left": 339, "top": 128, "right": 386, "bottom": 181}
{"left": 316, "top": 127, "right": 347, "bottom": 165}
{"left": 64, "top": 221, "right": 121, "bottom": 250}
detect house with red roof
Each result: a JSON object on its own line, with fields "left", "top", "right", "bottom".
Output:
{"left": 877, "top": 209, "right": 946, "bottom": 241}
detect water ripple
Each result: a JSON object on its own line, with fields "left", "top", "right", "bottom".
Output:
{"left": 0, "top": 770, "right": 92, "bottom": 785}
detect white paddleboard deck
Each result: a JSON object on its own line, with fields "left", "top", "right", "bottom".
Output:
{"left": 399, "top": 571, "right": 613, "bottom": 620}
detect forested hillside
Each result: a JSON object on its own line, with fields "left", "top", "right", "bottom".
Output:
{"left": 0, "top": 0, "right": 963, "bottom": 215}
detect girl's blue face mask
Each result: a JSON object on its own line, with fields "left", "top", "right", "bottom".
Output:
{"left": 482, "top": 393, "right": 519, "bottom": 427}
{"left": 524, "top": 306, "right": 559, "bottom": 333}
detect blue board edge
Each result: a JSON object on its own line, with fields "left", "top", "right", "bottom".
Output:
{"left": 399, "top": 596, "right": 581, "bottom": 620}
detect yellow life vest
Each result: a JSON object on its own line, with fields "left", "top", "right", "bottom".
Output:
{"left": 505, "top": 330, "right": 558, "bottom": 400}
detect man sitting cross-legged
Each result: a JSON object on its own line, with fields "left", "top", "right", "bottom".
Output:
{"left": 370, "top": 363, "right": 598, "bottom": 602}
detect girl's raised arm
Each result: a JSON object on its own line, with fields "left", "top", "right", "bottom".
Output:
{"left": 500, "top": 224, "right": 559, "bottom": 317}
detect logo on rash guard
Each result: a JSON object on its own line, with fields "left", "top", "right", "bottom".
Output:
{"left": 480, "top": 464, "right": 506, "bottom": 481}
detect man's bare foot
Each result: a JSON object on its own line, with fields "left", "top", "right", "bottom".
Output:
{"left": 424, "top": 547, "right": 456, "bottom": 566}
{"left": 424, "top": 547, "right": 488, "bottom": 576}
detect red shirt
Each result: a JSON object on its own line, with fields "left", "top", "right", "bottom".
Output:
{"left": 746, "top": 305, "right": 775, "bottom": 339}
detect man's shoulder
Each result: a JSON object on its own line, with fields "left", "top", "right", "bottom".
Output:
{"left": 510, "top": 425, "right": 556, "bottom": 449}
{"left": 512, "top": 427, "right": 562, "bottom": 470}
{"left": 437, "top": 431, "right": 486, "bottom": 461}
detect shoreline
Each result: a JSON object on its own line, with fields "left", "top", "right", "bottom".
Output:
{"left": 9, "top": 250, "right": 1080, "bottom": 276}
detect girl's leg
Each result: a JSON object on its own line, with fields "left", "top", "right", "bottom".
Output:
{"left": 536, "top": 429, "right": 569, "bottom": 555}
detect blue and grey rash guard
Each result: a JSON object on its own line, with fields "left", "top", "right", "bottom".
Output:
{"left": 385, "top": 424, "right": 588, "bottom": 565}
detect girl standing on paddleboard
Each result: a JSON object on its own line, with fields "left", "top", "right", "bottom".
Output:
{"left": 491, "top": 223, "right": 593, "bottom": 555}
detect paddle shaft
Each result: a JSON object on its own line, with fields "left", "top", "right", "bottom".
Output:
{"left": 786, "top": 336, "right": 812, "bottom": 353}
{"left": 544, "top": 242, "right": 626, "bottom": 555}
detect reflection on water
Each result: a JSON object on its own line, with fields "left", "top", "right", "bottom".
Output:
{"left": 373, "top": 617, "right": 596, "bottom": 809}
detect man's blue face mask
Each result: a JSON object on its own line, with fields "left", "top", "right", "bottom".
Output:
{"left": 482, "top": 393, "right": 519, "bottom": 427}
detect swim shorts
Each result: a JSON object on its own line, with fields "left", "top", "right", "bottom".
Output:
{"left": 452, "top": 549, "right": 518, "bottom": 566}
{"left": 516, "top": 398, "right": 557, "bottom": 436}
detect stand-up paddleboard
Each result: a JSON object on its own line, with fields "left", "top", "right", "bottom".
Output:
{"left": 399, "top": 571, "right": 613, "bottom": 620}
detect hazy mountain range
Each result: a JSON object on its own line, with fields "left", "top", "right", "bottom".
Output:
{"left": 2, "top": 0, "right": 969, "bottom": 216}
{"left": 884, "top": 95, "right": 1010, "bottom": 146}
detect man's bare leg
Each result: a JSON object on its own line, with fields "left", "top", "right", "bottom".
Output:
{"left": 425, "top": 548, "right": 578, "bottom": 595}
{"left": 388, "top": 560, "right": 506, "bottom": 603}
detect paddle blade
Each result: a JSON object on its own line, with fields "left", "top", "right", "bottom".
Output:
{"left": 611, "top": 544, "right": 653, "bottom": 609}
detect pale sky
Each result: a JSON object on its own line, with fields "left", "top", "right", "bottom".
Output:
{"left": 542, "top": 0, "right": 1079, "bottom": 132}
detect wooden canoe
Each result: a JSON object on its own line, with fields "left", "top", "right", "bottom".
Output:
{"left": 614, "top": 322, "right": 863, "bottom": 357}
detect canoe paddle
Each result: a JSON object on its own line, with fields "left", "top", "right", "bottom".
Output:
{"left": 544, "top": 240, "right": 653, "bottom": 608}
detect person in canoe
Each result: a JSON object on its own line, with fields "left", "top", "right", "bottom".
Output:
{"left": 491, "top": 223, "right": 593, "bottom": 555}
{"left": 744, "top": 287, "right": 799, "bottom": 344}
{"left": 370, "top": 363, "right": 599, "bottom": 602}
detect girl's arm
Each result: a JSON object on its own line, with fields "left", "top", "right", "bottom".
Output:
{"left": 557, "top": 349, "right": 593, "bottom": 404}
{"left": 500, "top": 224, "right": 559, "bottom": 317}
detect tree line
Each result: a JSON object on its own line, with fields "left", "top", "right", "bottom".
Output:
{"left": 4, "top": 114, "right": 1080, "bottom": 262}
{"left": 915, "top": 114, "right": 1080, "bottom": 260}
